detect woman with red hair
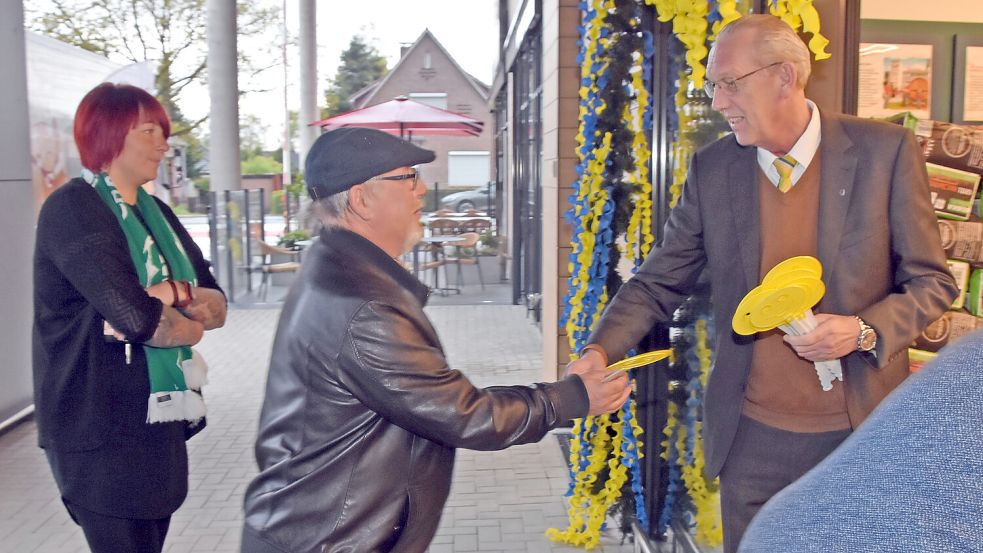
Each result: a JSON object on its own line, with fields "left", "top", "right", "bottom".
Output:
{"left": 33, "top": 82, "right": 227, "bottom": 552}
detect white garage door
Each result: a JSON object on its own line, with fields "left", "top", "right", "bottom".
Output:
{"left": 448, "top": 151, "right": 490, "bottom": 186}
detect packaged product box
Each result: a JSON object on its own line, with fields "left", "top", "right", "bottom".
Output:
{"left": 967, "top": 269, "right": 983, "bottom": 317}
{"left": 947, "top": 259, "right": 970, "bottom": 310}
{"left": 914, "top": 120, "right": 983, "bottom": 176}
{"left": 883, "top": 111, "right": 919, "bottom": 133}
{"left": 908, "top": 348, "right": 937, "bottom": 372}
{"left": 926, "top": 163, "right": 981, "bottom": 220}
{"left": 911, "top": 310, "right": 981, "bottom": 352}
{"left": 937, "top": 219, "right": 983, "bottom": 265}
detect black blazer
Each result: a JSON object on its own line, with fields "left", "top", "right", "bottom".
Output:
{"left": 32, "top": 177, "right": 222, "bottom": 518}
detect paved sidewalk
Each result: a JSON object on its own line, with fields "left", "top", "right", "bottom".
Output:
{"left": 0, "top": 305, "right": 635, "bottom": 552}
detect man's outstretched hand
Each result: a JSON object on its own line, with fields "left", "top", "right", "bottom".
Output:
{"left": 566, "top": 348, "right": 632, "bottom": 416}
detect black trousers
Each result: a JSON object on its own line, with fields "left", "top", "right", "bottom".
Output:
{"left": 63, "top": 498, "right": 172, "bottom": 553}
{"left": 718, "top": 416, "right": 850, "bottom": 553}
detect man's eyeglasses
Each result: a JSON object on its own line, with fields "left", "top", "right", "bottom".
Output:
{"left": 369, "top": 170, "right": 420, "bottom": 191}
{"left": 703, "top": 61, "right": 783, "bottom": 98}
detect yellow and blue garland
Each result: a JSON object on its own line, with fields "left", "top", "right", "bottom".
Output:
{"left": 658, "top": 288, "right": 723, "bottom": 546}
{"left": 549, "top": 0, "right": 655, "bottom": 547}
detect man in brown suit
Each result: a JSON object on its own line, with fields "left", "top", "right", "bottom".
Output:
{"left": 567, "top": 15, "right": 957, "bottom": 552}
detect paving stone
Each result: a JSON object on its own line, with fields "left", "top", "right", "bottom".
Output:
{"left": 0, "top": 305, "right": 635, "bottom": 552}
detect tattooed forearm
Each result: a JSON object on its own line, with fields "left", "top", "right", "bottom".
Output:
{"left": 145, "top": 305, "right": 205, "bottom": 348}
{"left": 179, "top": 288, "right": 228, "bottom": 330}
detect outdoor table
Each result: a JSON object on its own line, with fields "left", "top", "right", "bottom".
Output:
{"left": 414, "top": 235, "right": 466, "bottom": 295}
{"left": 421, "top": 214, "right": 492, "bottom": 224}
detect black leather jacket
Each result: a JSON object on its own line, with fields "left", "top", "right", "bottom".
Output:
{"left": 242, "top": 228, "right": 588, "bottom": 553}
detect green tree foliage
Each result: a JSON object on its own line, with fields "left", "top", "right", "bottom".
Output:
{"left": 27, "top": 0, "right": 279, "bottom": 139}
{"left": 241, "top": 154, "right": 282, "bottom": 175}
{"left": 240, "top": 114, "right": 268, "bottom": 160}
{"left": 180, "top": 131, "right": 206, "bottom": 179}
{"left": 323, "top": 35, "right": 388, "bottom": 117}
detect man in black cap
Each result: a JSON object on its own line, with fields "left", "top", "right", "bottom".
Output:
{"left": 240, "top": 127, "right": 631, "bottom": 553}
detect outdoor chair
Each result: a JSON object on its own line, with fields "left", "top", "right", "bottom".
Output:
{"left": 445, "top": 232, "right": 484, "bottom": 289}
{"left": 427, "top": 218, "right": 461, "bottom": 236}
{"left": 255, "top": 241, "right": 301, "bottom": 301}
{"left": 458, "top": 218, "right": 491, "bottom": 234}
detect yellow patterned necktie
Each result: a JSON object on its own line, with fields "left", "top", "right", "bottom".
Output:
{"left": 773, "top": 155, "right": 798, "bottom": 193}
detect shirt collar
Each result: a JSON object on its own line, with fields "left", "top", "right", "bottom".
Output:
{"left": 757, "top": 99, "right": 822, "bottom": 180}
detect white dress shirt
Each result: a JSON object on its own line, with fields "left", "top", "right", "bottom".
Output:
{"left": 757, "top": 99, "right": 822, "bottom": 190}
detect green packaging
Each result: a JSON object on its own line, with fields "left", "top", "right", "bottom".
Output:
{"left": 908, "top": 348, "right": 937, "bottom": 372}
{"left": 968, "top": 268, "right": 983, "bottom": 317}
{"left": 947, "top": 259, "right": 970, "bottom": 310}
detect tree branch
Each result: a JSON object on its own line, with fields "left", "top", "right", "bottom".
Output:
{"left": 170, "top": 59, "right": 207, "bottom": 96}
{"left": 173, "top": 114, "right": 209, "bottom": 137}
{"left": 129, "top": 0, "right": 150, "bottom": 61}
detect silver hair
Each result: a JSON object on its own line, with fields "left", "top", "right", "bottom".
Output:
{"left": 313, "top": 190, "right": 350, "bottom": 226}
{"left": 715, "top": 14, "right": 812, "bottom": 88}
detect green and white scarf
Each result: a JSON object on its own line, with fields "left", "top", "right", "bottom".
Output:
{"left": 86, "top": 169, "right": 207, "bottom": 424}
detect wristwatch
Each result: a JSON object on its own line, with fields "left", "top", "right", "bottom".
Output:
{"left": 856, "top": 316, "right": 877, "bottom": 352}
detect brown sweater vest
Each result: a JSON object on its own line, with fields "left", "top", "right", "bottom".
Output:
{"left": 742, "top": 150, "right": 851, "bottom": 433}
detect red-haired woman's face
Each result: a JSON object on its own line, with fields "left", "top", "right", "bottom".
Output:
{"left": 107, "top": 110, "right": 169, "bottom": 187}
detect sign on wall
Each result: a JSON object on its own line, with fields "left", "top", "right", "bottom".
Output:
{"left": 858, "top": 42, "right": 934, "bottom": 119}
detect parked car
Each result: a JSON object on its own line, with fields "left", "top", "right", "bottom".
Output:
{"left": 440, "top": 186, "right": 495, "bottom": 212}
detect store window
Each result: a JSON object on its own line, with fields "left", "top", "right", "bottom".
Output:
{"left": 511, "top": 27, "right": 543, "bottom": 320}
{"left": 494, "top": 90, "right": 508, "bottom": 230}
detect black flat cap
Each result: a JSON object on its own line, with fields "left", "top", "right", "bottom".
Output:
{"left": 305, "top": 127, "right": 436, "bottom": 199}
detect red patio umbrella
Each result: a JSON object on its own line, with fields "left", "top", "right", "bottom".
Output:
{"left": 310, "top": 96, "right": 483, "bottom": 138}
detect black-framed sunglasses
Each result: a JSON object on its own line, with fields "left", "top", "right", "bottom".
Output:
{"left": 703, "top": 61, "right": 783, "bottom": 98}
{"left": 369, "top": 170, "right": 420, "bottom": 191}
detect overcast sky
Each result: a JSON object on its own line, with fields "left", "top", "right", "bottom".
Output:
{"left": 240, "top": 0, "right": 500, "bottom": 149}
{"left": 25, "top": 0, "right": 499, "bottom": 150}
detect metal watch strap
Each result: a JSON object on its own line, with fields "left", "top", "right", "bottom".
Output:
{"left": 856, "top": 316, "right": 874, "bottom": 351}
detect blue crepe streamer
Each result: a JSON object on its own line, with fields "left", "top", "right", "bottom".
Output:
{"left": 658, "top": 408, "right": 682, "bottom": 534}
{"left": 620, "top": 378, "right": 650, "bottom": 531}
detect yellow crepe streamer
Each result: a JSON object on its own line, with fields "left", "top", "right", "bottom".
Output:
{"left": 644, "top": 0, "right": 711, "bottom": 87}
{"left": 770, "top": 0, "right": 831, "bottom": 60}
{"left": 710, "top": 0, "right": 742, "bottom": 40}
{"left": 547, "top": 412, "right": 628, "bottom": 548}
{"left": 689, "top": 320, "right": 723, "bottom": 546}
{"left": 623, "top": 66, "right": 655, "bottom": 265}
{"left": 551, "top": 0, "right": 647, "bottom": 545}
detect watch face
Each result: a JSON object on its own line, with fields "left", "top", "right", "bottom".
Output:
{"left": 860, "top": 330, "right": 876, "bottom": 351}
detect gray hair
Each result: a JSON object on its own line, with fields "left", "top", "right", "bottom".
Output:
{"left": 716, "top": 14, "right": 812, "bottom": 88}
{"left": 312, "top": 189, "right": 350, "bottom": 226}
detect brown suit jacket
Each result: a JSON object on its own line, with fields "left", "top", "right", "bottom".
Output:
{"left": 588, "top": 110, "right": 958, "bottom": 478}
